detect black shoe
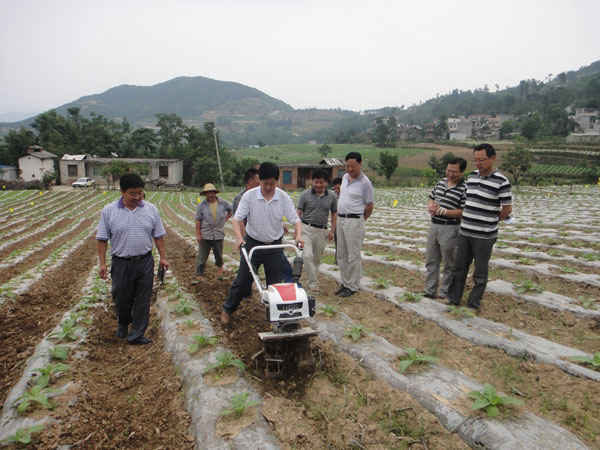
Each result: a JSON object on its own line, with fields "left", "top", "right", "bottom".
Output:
{"left": 423, "top": 293, "right": 435, "bottom": 299}
{"left": 334, "top": 285, "right": 346, "bottom": 295}
{"left": 340, "top": 288, "right": 356, "bottom": 298}
{"left": 116, "top": 325, "right": 128, "bottom": 339}
{"left": 128, "top": 337, "right": 152, "bottom": 345}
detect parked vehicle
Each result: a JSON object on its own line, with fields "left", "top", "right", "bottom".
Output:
{"left": 71, "top": 177, "right": 96, "bottom": 188}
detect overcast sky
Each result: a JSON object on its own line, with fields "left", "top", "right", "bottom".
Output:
{"left": 1, "top": 0, "right": 599, "bottom": 116}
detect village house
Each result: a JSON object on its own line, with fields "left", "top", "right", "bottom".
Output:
{"left": 566, "top": 108, "right": 600, "bottom": 144}
{"left": 59, "top": 155, "right": 184, "bottom": 186}
{"left": 0, "top": 165, "right": 18, "bottom": 181}
{"left": 18, "top": 145, "right": 57, "bottom": 181}
{"left": 448, "top": 116, "right": 472, "bottom": 141}
{"left": 277, "top": 157, "right": 345, "bottom": 191}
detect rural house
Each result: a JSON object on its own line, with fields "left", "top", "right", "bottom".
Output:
{"left": 278, "top": 157, "right": 345, "bottom": 191}
{"left": 18, "top": 145, "right": 57, "bottom": 181}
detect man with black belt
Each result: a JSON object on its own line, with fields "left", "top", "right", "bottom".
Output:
{"left": 447, "top": 143, "right": 512, "bottom": 310}
{"left": 296, "top": 169, "right": 337, "bottom": 292}
{"left": 424, "top": 157, "right": 467, "bottom": 300}
{"left": 97, "top": 173, "right": 168, "bottom": 345}
{"left": 335, "top": 152, "right": 374, "bottom": 297}
{"left": 221, "top": 162, "right": 304, "bottom": 324}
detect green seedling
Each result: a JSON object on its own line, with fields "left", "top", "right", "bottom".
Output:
{"left": 1, "top": 424, "right": 45, "bottom": 444}
{"left": 468, "top": 383, "right": 523, "bottom": 418}
{"left": 220, "top": 391, "right": 260, "bottom": 419}
{"left": 374, "top": 277, "right": 391, "bottom": 289}
{"left": 13, "top": 385, "right": 61, "bottom": 414}
{"left": 570, "top": 352, "right": 600, "bottom": 367}
{"left": 514, "top": 280, "right": 543, "bottom": 294}
{"left": 547, "top": 249, "right": 564, "bottom": 256}
{"left": 319, "top": 304, "right": 339, "bottom": 317}
{"left": 202, "top": 351, "right": 245, "bottom": 375}
{"left": 579, "top": 297, "right": 597, "bottom": 310}
{"left": 49, "top": 317, "right": 86, "bottom": 342}
{"left": 32, "top": 363, "right": 70, "bottom": 388}
{"left": 447, "top": 305, "right": 476, "bottom": 319}
{"left": 495, "top": 241, "right": 508, "bottom": 248}
{"left": 48, "top": 345, "right": 71, "bottom": 361}
{"left": 559, "top": 265, "right": 576, "bottom": 273}
{"left": 173, "top": 298, "right": 193, "bottom": 315}
{"left": 345, "top": 325, "right": 368, "bottom": 341}
{"left": 188, "top": 335, "right": 218, "bottom": 354}
{"left": 580, "top": 253, "right": 600, "bottom": 261}
{"left": 402, "top": 292, "right": 422, "bottom": 303}
{"left": 518, "top": 258, "right": 535, "bottom": 265}
{"left": 397, "top": 348, "right": 438, "bottom": 373}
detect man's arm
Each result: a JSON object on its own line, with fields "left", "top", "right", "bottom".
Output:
{"left": 232, "top": 219, "right": 245, "bottom": 251}
{"left": 296, "top": 208, "right": 303, "bottom": 219}
{"left": 97, "top": 240, "right": 109, "bottom": 280}
{"left": 195, "top": 220, "right": 202, "bottom": 242}
{"left": 499, "top": 204, "right": 512, "bottom": 221}
{"left": 327, "top": 212, "right": 337, "bottom": 240}
{"left": 154, "top": 236, "right": 168, "bottom": 270}
{"left": 364, "top": 203, "right": 374, "bottom": 221}
{"left": 293, "top": 221, "right": 304, "bottom": 248}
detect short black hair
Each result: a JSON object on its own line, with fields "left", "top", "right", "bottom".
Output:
{"left": 312, "top": 169, "right": 328, "bottom": 181}
{"left": 120, "top": 173, "right": 144, "bottom": 191}
{"left": 332, "top": 177, "right": 342, "bottom": 186}
{"left": 345, "top": 151, "right": 362, "bottom": 163}
{"left": 448, "top": 157, "right": 467, "bottom": 172}
{"left": 474, "top": 143, "right": 496, "bottom": 158}
{"left": 258, "top": 162, "right": 280, "bottom": 180}
{"left": 244, "top": 168, "right": 259, "bottom": 185}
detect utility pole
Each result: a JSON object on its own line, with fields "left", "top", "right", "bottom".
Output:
{"left": 213, "top": 127, "right": 225, "bottom": 192}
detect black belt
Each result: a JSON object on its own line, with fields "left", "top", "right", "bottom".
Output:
{"left": 302, "top": 220, "right": 327, "bottom": 230}
{"left": 113, "top": 251, "right": 152, "bottom": 262}
{"left": 246, "top": 235, "right": 283, "bottom": 245}
{"left": 338, "top": 213, "right": 361, "bottom": 219}
{"left": 431, "top": 218, "right": 460, "bottom": 225}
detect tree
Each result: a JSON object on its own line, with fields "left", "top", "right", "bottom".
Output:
{"left": 519, "top": 113, "right": 542, "bottom": 140}
{"left": 0, "top": 127, "right": 37, "bottom": 165}
{"left": 100, "top": 161, "right": 131, "bottom": 189}
{"left": 500, "top": 121, "right": 514, "bottom": 139}
{"left": 501, "top": 143, "right": 532, "bottom": 187}
{"left": 317, "top": 143, "right": 332, "bottom": 158}
{"left": 372, "top": 117, "right": 390, "bottom": 148}
{"left": 130, "top": 128, "right": 158, "bottom": 157}
{"left": 379, "top": 151, "right": 399, "bottom": 184}
{"left": 433, "top": 116, "right": 448, "bottom": 139}
{"left": 155, "top": 113, "right": 184, "bottom": 158}
{"left": 428, "top": 152, "right": 456, "bottom": 176}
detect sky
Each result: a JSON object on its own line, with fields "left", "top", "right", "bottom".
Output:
{"left": 1, "top": 0, "right": 599, "bottom": 117}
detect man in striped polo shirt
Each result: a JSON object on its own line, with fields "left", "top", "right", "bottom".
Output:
{"left": 447, "top": 144, "right": 512, "bottom": 310}
{"left": 424, "top": 157, "right": 467, "bottom": 300}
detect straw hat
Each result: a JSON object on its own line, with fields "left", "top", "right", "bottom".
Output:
{"left": 200, "top": 183, "right": 219, "bottom": 195}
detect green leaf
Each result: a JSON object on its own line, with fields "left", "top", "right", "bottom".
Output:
{"left": 471, "top": 398, "right": 490, "bottom": 411}
{"left": 483, "top": 383, "right": 497, "bottom": 400}
{"left": 497, "top": 396, "right": 523, "bottom": 406}
{"left": 417, "top": 355, "right": 438, "bottom": 363}
{"left": 593, "top": 353, "right": 600, "bottom": 366}
{"left": 36, "top": 374, "right": 50, "bottom": 388}
{"left": 397, "top": 359, "right": 413, "bottom": 373}
{"left": 230, "top": 359, "right": 246, "bottom": 371}
{"left": 485, "top": 405, "right": 499, "bottom": 418}
{"left": 467, "top": 390, "right": 483, "bottom": 400}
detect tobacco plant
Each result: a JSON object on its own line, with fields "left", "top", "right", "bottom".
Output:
{"left": 188, "top": 335, "right": 218, "bottom": 354}
{"left": 401, "top": 292, "right": 422, "bottom": 303}
{"left": 202, "top": 351, "right": 245, "bottom": 375}
{"left": 467, "top": 383, "right": 523, "bottom": 418}
{"left": 319, "top": 304, "right": 339, "bottom": 317}
{"left": 48, "top": 344, "right": 71, "bottom": 361}
{"left": 173, "top": 298, "right": 194, "bottom": 315}
{"left": 579, "top": 297, "right": 597, "bottom": 310}
{"left": 570, "top": 352, "right": 600, "bottom": 368}
{"left": 345, "top": 325, "right": 368, "bottom": 341}
{"left": 514, "top": 280, "right": 543, "bottom": 294}
{"left": 13, "top": 385, "right": 61, "bottom": 414}
{"left": 397, "top": 348, "right": 438, "bottom": 373}
{"left": 220, "top": 391, "right": 260, "bottom": 419}
{"left": 32, "top": 363, "right": 70, "bottom": 387}
{"left": 446, "top": 305, "right": 475, "bottom": 319}
{"left": 49, "top": 317, "right": 86, "bottom": 342}
{"left": 1, "top": 424, "right": 45, "bottom": 444}
{"left": 374, "top": 277, "right": 391, "bottom": 289}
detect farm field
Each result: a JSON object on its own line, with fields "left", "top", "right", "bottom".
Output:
{"left": 0, "top": 185, "right": 599, "bottom": 449}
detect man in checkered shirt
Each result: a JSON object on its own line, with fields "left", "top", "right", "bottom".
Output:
{"left": 97, "top": 173, "right": 168, "bottom": 345}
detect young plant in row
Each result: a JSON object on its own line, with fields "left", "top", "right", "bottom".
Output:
{"left": 467, "top": 383, "right": 523, "bottom": 418}
{"left": 345, "top": 325, "right": 368, "bottom": 342}
{"left": 220, "top": 391, "right": 260, "bottom": 419}
{"left": 49, "top": 316, "right": 86, "bottom": 342}
{"left": 13, "top": 385, "right": 61, "bottom": 414}
{"left": 579, "top": 297, "right": 597, "bottom": 310}
{"left": 446, "top": 305, "right": 476, "bottom": 319}
{"left": 319, "top": 304, "right": 339, "bottom": 317}
{"left": 401, "top": 292, "right": 422, "bottom": 303}
{"left": 570, "top": 352, "right": 600, "bottom": 368}
{"left": 374, "top": 277, "right": 391, "bottom": 289}
{"left": 397, "top": 348, "right": 438, "bottom": 373}
{"left": 1, "top": 424, "right": 45, "bottom": 445}
{"left": 513, "top": 280, "right": 543, "bottom": 294}
{"left": 202, "top": 351, "right": 245, "bottom": 375}
{"left": 48, "top": 345, "right": 71, "bottom": 361}
{"left": 173, "top": 298, "right": 194, "bottom": 315}
{"left": 32, "top": 363, "right": 70, "bottom": 388}
{"left": 188, "top": 335, "right": 218, "bottom": 354}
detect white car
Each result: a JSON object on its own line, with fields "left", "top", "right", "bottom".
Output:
{"left": 71, "top": 177, "right": 96, "bottom": 188}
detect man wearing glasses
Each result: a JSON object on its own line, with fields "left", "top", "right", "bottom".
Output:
{"left": 424, "top": 157, "right": 467, "bottom": 300}
{"left": 447, "top": 144, "right": 512, "bottom": 310}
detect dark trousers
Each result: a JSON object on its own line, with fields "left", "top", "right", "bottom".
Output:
{"left": 447, "top": 234, "right": 496, "bottom": 309}
{"left": 196, "top": 239, "right": 224, "bottom": 275}
{"left": 223, "top": 235, "right": 283, "bottom": 314}
{"left": 111, "top": 254, "right": 154, "bottom": 342}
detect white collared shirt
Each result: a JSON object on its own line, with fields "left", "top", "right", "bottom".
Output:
{"left": 234, "top": 187, "right": 300, "bottom": 242}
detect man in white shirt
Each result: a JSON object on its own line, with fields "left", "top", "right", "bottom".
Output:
{"left": 221, "top": 162, "right": 304, "bottom": 324}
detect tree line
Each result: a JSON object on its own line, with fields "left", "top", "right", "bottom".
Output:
{"left": 0, "top": 108, "right": 257, "bottom": 186}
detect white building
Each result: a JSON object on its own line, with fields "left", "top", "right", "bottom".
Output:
{"left": 18, "top": 145, "right": 57, "bottom": 181}
{"left": 0, "top": 165, "right": 18, "bottom": 181}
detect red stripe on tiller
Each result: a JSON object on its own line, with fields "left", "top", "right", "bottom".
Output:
{"left": 272, "top": 284, "right": 297, "bottom": 301}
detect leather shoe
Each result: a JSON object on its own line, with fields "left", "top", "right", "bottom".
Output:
{"left": 220, "top": 310, "right": 230, "bottom": 325}
{"left": 340, "top": 288, "right": 356, "bottom": 298}
{"left": 128, "top": 337, "right": 152, "bottom": 345}
{"left": 334, "top": 285, "right": 346, "bottom": 295}
{"left": 116, "top": 325, "right": 127, "bottom": 339}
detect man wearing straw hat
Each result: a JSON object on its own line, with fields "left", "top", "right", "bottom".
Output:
{"left": 192, "top": 183, "right": 232, "bottom": 284}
